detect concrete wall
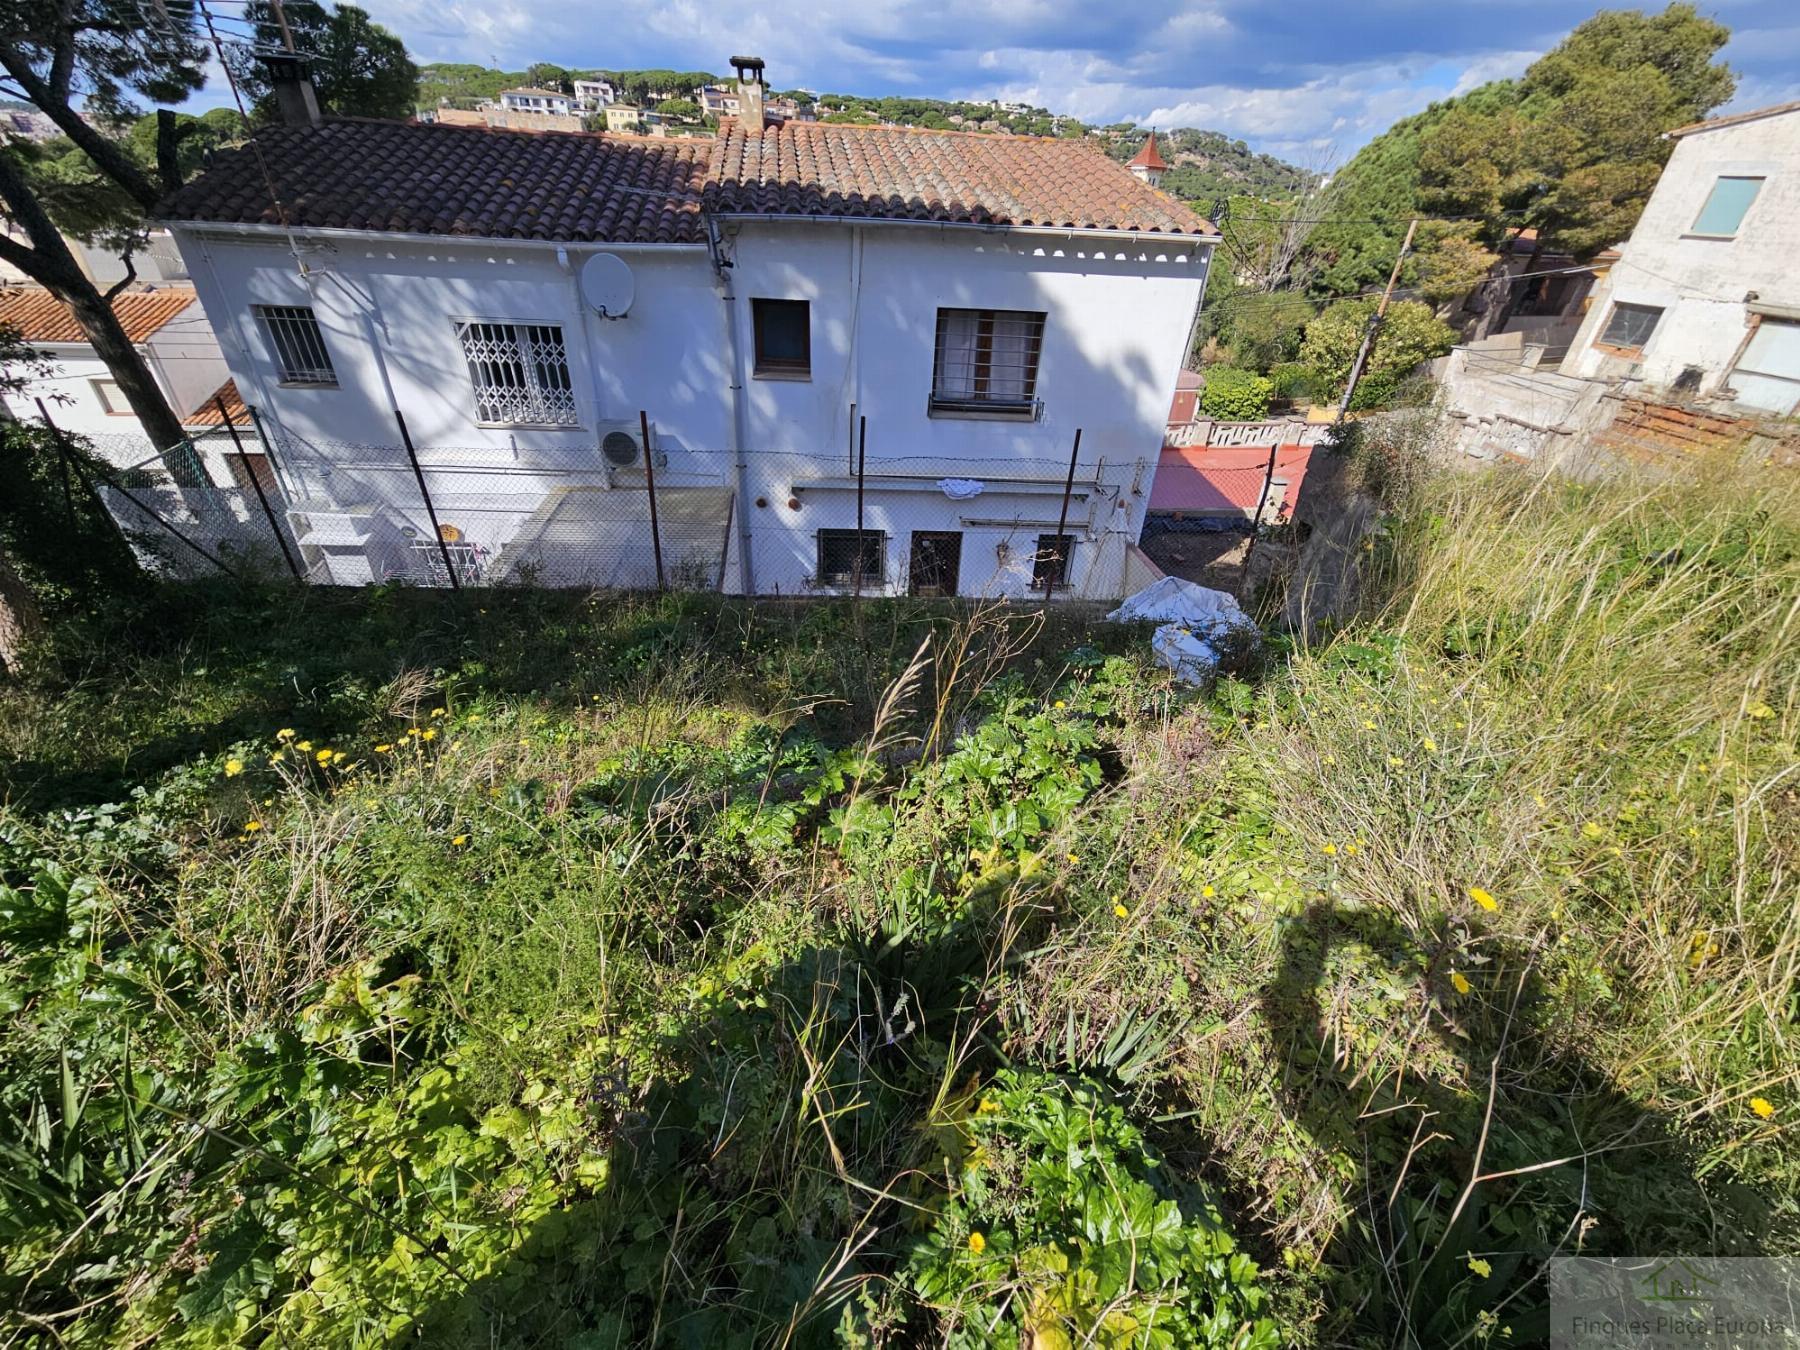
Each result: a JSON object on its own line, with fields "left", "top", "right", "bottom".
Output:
{"left": 169, "top": 221, "right": 1209, "bottom": 598}
{"left": 1563, "top": 109, "right": 1800, "bottom": 400}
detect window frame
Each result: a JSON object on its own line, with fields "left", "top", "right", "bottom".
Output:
{"left": 90, "top": 377, "right": 133, "bottom": 416}
{"left": 751, "top": 297, "right": 812, "bottom": 378}
{"left": 1594, "top": 301, "right": 1664, "bottom": 358}
{"left": 453, "top": 319, "right": 580, "bottom": 428}
{"left": 816, "top": 528, "right": 886, "bottom": 588}
{"left": 255, "top": 304, "right": 338, "bottom": 387}
{"left": 1687, "top": 175, "right": 1765, "bottom": 240}
{"left": 1032, "top": 533, "right": 1076, "bottom": 591}
{"left": 930, "top": 307, "right": 1046, "bottom": 419}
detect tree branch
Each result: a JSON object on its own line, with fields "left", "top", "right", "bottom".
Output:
{"left": 0, "top": 45, "right": 165, "bottom": 212}
{"left": 103, "top": 244, "right": 138, "bottom": 302}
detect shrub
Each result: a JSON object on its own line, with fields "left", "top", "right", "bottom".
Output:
{"left": 1268, "top": 362, "right": 1318, "bottom": 404}
{"left": 1199, "top": 366, "right": 1274, "bottom": 422}
{"left": 1298, "top": 298, "right": 1455, "bottom": 399}
{"left": 907, "top": 1070, "right": 1277, "bottom": 1348}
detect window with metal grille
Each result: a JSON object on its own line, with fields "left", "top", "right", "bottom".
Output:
{"left": 256, "top": 305, "right": 337, "bottom": 386}
{"left": 1032, "top": 533, "right": 1075, "bottom": 590}
{"left": 752, "top": 298, "right": 810, "bottom": 376}
{"left": 932, "top": 308, "right": 1045, "bottom": 414}
{"left": 1597, "top": 302, "right": 1662, "bottom": 355}
{"left": 817, "top": 529, "right": 885, "bottom": 587}
{"left": 455, "top": 321, "right": 578, "bottom": 426}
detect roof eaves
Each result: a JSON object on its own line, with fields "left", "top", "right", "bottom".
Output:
{"left": 1666, "top": 98, "right": 1800, "bottom": 138}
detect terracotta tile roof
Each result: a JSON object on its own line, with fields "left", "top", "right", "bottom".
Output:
{"left": 706, "top": 119, "right": 1214, "bottom": 235}
{"left": 184, "top": 378, "right": 247, "bottom": 427}
{"left": 157, "top": 119, "right": 711, "bottom": 243}
{"left": 157, "top": 115, "right": 1217, "bottom": 243}
{"left": 0, "top": 285, "right": 197, "bottom": 343}
{"left": 1128, "top": 133, "right": 1168, "bottom": 173}
{"left": 1667, "top": 99, "right": 1800, "bottom": 138}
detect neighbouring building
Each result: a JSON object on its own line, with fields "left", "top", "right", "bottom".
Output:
{"left": 0, "top": 285, "right": 232, "bottom": 469}
{"left": 1561, "top": 100, "right": 1800, "bottom": 414}
{"left": 152, "top": 57, "right": 1216, "bottom": 597}
{"left": 603, "top": 104, "right": 643, "bottom": 133}
{"left": 498, "top": 87, "right": 574, "bottom": 117}
{"left": 698, "top": 86, "right": 740, "bottom": 119}
{"left": 573, "top": 79, "right": 615, "bottom": 110}
{"left": 1127, "top": 133, "right": 1167, "bottom": 189}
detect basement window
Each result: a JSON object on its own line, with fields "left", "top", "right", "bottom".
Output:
{"left": 1032, "top": 533, "right": 1075, "bottom": 590}
{"left": 752, "top": 298, "right": 811, "bottom": 377}
{"left": 256, "top": 305, "right": 337, "bottom": 387}
{"left": 456, "top": 321, "right": 578, "bottom": 426}
{"left": 932, "top": 308, "right": 1045, "bottom": 416}
{"left": 817, "top": 528, "right": 885, "bottom": 587}
{"left": 1596, "top": 302, "right": 1663, "bottom": 357}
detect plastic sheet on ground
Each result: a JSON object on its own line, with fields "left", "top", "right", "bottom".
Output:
{"left": 1107, "top": 576, "right": 1259, "bottom": 686}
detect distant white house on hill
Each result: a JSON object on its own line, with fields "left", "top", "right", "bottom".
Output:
{"left": 497, "top": 87, "right": 573, "bottom": 117}
{"left": 151, "top": 56, "right": 1217, "bottom": 596}
{"left": 1562, "top": 99, "right": 1800, "bottom": 415}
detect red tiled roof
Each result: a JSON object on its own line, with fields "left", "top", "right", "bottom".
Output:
{"left": 706, "top": 118, "right": 1213, "bottom": 234}
{"left": 1151, "top": 443, "right": 1316, "bottom": 516}
{"left": 157, "top": 119, "right": 712, "bottom": 243}
{"left": 184, "top": 378, "right": 247, "bottom": 427}
{"left": 1128, "top": 133, "right": 1168, "bottom": 173}
{"left": 0, "top": 286, "right": 197, "bottom": 343}
{"left": 157, "top": 116, "right": 1217, "bottom": 241}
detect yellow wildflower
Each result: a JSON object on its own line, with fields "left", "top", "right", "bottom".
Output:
{"left": 976, "top": 1098, "right": 999, "bottom": 1114}
{"left": 1067, "top": 853, "right": 1080, "bottom": 865}
{"left": 431, "top": 707, "right": 446, "bottom": 718}
{"left": 276, "top": 728, "right": 295, "bottom": 741}
{"left": 1748, "top": 701, "right": 1775, "bottom": 720}
{"left": 1344, "top": 843, "right": 1359, "bottom": 857}
{"left": 1451, "top": 971, "right": 1473, "bottom": 996}
{"left": 269, "top": 752, "right": 285, "bottom": 764}
{"left": 452, "top": 834, "right": 469, "bottom": 847}
{"left": 1322, "top": 754, "right": 1337, "bottom": 766}
{"left": 422, "top": 728, "right": 438, "bottom": 741}
{"left": 243, "top": 820, "right": 263, "bottom": 833}
{"left": 1321, "top": 843, "right": 1337, "bottom": 856}
{"left": 1422, "top": 738, "right": 1438, "bottom": 753}
{"left": 1533, "top": 793, "right": 1548, "bottom": 809}
{"left": 1201, "top": 884, "right": 1215, "bottom": 898}
{"left": 316, "top": 748, "right": 333, "bottom": 764}
{"left": 296, "top": 739, "right": 313, "bottom": 752}
{"left": 1053, "top": 699, "right": 1066, "bottom": 709}
{"left": 968, "top": 1231, "right": 986, "bottom": 1254}
{"left": 1113, "top": 903, "right": 1130, "bottom": 919}
{"left": 1751, "top": 1097, "right": 1776, "bottom": 1119}
{"left": 1362, "top": 719, "right": 1376, "bottom": 730}
{"left": 375, "top": 743, "right": 393, "bottom": 753}
{"left": 1581, "top": 821, "right": 1604, "bottom": 840}
{"left": 1467, "top": 1256, "right": 1492, "bottom": 1279}
{"left": 1386, "top": 755, "right": 1405, "bottom": 768}
{"left": 1470, "top": 887, "right": 1499, "bottom": 912}
{"left": 224, "top": 758, "right": 244, "bottom": 777}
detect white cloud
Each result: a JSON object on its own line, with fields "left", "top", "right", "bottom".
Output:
{"left": 1449, "top": 48, "right": 1540, "bottom": 96}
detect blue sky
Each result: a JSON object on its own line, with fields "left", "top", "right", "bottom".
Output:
{"left": 203, "top": 0, "right": 1800, "bottom": 164}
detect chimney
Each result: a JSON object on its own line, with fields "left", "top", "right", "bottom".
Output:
{"left": 731, "top": 54, "right": 766, "bottom": 134}
{"left": 260, "top": 52, "right": 321, "bottom": 128}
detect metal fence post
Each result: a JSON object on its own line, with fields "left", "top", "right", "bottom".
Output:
{"left": 641, "top": 409, "right": 665, "bottom": 591}
{"left": 218, "top": 395, "right": 302, "bottom": 580}
{"left": 852, "top": 414, "right": 867, "bottom": 601}
{"left": 1239, "top": 442, "right": 1283, "bottom": 590}
{"left": 393, "top": 408, "right": 460, "bottom": 591}
{"left": 1044, "top": 427, "right": 1081, "bottom": 609}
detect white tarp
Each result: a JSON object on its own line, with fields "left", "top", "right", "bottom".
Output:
{"left": 1107, "top": 576, "right": 1258, "bottom": 686}
{"left": 937, "top": 478, "right": 985, "bottom": 500}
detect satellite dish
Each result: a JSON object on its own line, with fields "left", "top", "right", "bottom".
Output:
{"left": 579, "top": 253, "right": 635, "bottom": 318}
{"left": 602, "top": 429, "right": 641, "bottom": 467}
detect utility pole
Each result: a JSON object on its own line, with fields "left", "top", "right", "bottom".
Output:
{"left": 1336, "top": 217, "right": 1418, "bottom": 423}
{"left": 268, "top": 0, "right": 298, "bottom": 52}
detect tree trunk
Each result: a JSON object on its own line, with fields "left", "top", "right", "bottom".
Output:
{"left": 0, "top": 148, "right": 197, "bottom": 485}
{"left": 0, "top": 540, "right": 44, "bottom": 677}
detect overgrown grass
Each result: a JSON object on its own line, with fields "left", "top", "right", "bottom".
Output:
{"left": 1, "top": 448, "right": 1795, "bottom": 1347}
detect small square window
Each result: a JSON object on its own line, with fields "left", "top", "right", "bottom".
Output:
{"left": 1032, "top": 533, "right": 1075, "bottom": 590}
{"left": 91, "top": 378, "right": 132, "bottom": 415}
{"left": 1598, "top": 302, "right": 1663, "bottom": 355}
{"left": 817, "top": 528, "right": 884, "bottom": 587}
{"left": 255, "top": 305, "right": 337, "bottom": 386}
{"left": 753, "top": 298, "right": 810, "bottom": 376}
{"left": 1690, "top": 176, "right": 1763, "bottom": 238}
{"left": 933, "top": 308, "right": 1045, "bottom": 415}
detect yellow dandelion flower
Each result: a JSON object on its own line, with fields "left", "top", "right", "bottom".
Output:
{"left": 296, "top": 739, "right": 313, "bottom": 752}
{"left": 1322, "top": 754, "right": 1337, "bottom": 766}
{"left": 1386, "top": 755, "right": 1405, "bottom": 768}
{"left": 269, "top": 751, "right": 285, "bottom": 764}
{"left": 276, "top": 728, "right": 295, "bottom": 741}
{"left": 224, "top": 758, "right": 244, "bottom": 777}
{"left": 431, "top": 707, "right": 446, "bottom": 718}
{"left": 1053, "top": 699, "right": 1067, "bottom": 709}
{"left": 968, "top": 1231, "right": 986, "bottom": 1254}
{"left": 1468, "top": 1256, "right": 1492, "bottom": 1279}
{"left": 1470, "top": 887, "right": 1499, "bottom": 912}
{"left": 1201, "top": 884, "right": 1215, "bottom": 898}
{"left": 1362, "top": 719, "right": 1376, "bottom": 730}
{"left": 1344, "top": 843, "right": 1359, "bottom": 857}
{"left": 1747, "top": 701, "right": 1775, "bottom": 720}
{"left": 1451, "top": 971, "right": 1473, "bottom": 995}
{"left": 1321, "top": 843, "right": 1337, "bottom": 856}
{"left": 315, "top": 748, "right": 333, "bottom": 764}
{"left": 976, "top": 1098, "right": 999, "bottom": 1114}
{"left": 1422, "top": 738, "right": 1438, "bottom": 753}
{"left": 375, "top": 743, "right": 393, "bottom": 753}
{"left": 422, "top": 728, "right": 438, "bottom": 741}
{"left": 1581, "top": 821, "right": 1604, "bottom": 840}
{"left": 452, "top": 834, "right": 469, "bottom": 846}
{"left": 1113, "top": 903, "right": 1130, "bottom": 919}
{"left": 1751, "top": 1097, "right": 1776, "bottom": 1119}
{"left": 243, "top": 820, "right": 263, "bottom": 833}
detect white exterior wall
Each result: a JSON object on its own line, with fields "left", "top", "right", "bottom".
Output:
{"left": 168, "top": 220, "right": 1208, "bottom": 597}
{"left": 1564, "top": 110, "right": 1800, "bottom": 397}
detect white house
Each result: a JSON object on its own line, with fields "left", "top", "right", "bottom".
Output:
{"left": 573, "top": 79, "right": 614, "bottom": 110}
{"left": 153, "top": 60, "right": 1216, "bottom": 596}
{"left": 0, "top": 285, "right": 236, "bottom": 470}
{"left": 497, "top": 87, "right": 574, "bottom": 117}
{"left": 1562, "top": 99, "right": 1800, "bottom": 415}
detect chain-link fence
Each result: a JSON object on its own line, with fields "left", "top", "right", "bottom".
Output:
{"left": 58, "top": 401, "right": 1161, "bottom": 601}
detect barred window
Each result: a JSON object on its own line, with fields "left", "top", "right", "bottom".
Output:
{"left": 256, "top": 305, "right": 336, "bottom": 386}
{"left": 1032, "top": 533, "right": 1075, "bottom": 590}
{"left": 817, "top": 529, "right": 885, "bottom": 587}
{"left": 455, "top": 321, "right": 578, "bottom": 426}
{"left": 932, "top": 308, "right": 1045, "bottom": 414}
